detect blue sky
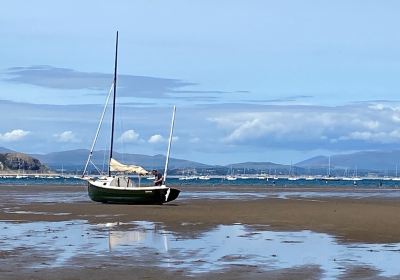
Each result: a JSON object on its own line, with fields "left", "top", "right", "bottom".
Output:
{"left": 1, "top": 0, "right": 400, "bottom": 165}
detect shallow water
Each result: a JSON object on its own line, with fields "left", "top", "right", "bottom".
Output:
{"left": 2, "top": 188, "right": 400, "bottom": 205}
{"left": 1, "top": 220, "right": 400, "bottom": 279}
{"left": 2, "top": 176, "right": 400, "bottom": 189}
{"left": 3, "top": 177, "right": 400, "bottom": 203}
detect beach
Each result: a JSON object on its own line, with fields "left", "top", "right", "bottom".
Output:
{"left": 2, "top": 184, "right": 400, "bottom": 279}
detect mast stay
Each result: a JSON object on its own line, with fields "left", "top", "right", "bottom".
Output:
{"left": 82, "top": 82, "right": 114, "bottom": 176}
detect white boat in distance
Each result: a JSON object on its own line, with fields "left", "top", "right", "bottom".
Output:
{"left": 287, "top": 177, "right": 299, "bottom": 181}
{"left": 179, "top": 175, "right": 198, "bottom": 180}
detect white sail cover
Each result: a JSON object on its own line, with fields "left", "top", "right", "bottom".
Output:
{"left": 109, "top": 158, "right": 149, "bottom": 175}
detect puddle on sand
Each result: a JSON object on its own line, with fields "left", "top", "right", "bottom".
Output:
{"left": 1, "top": 221, "right": 400, "bottom": 279}
{"left": 3, "top": 210, "right": 71, "bottom": 216}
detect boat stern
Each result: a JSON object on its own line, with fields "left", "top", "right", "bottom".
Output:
{"left": 164, "top": 186, "right": 180, "bottom": 203}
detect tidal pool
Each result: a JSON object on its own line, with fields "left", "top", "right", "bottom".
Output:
{"left": 1, "top": 220, "right": 400, "bottom": 279}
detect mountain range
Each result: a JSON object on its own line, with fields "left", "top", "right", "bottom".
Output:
{"left": 296, "top": 150, "right": 400, "bottom": 171}
{"left": 0, "top": 147, "right": 14, "bottom": 153}
{"left": 2, "top": 147, "right": 400, "bottom": 174}
{"left": 30, "top": 149, "right": 212, "bottom": 171}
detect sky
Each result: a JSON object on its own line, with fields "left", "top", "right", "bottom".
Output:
{"left": 1, "top": 0, "right": 400, "bottom": 165}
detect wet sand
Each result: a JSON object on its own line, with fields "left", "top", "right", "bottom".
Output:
{"left": 1, "top": 184, "right": 400, "bottom": 279}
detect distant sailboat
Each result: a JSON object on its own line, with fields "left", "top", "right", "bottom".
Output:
{"left": 287, "top": 161, "right": 298, "bottom": 180}
{"left": 324, "top": 156, "right": 338, "bottom": 181}
{"left": 353, "top": 166, "right": 362, "bottom": 181}
{"left": 239, "top": 168, "right": 250, "bottom": 179}
{"left": 226, "top": 176, "right": 237, "bottom": 181}
{"left": 225, "top": 166, "right": 237, "bottom": 181}
{"left": 392, "top": 165, "right": 400, "bottom": 181}
{"left": 15, "top": 159, "right": 28, "bottom": 179}
{"left": 256, "top": 168, "right": 268, "bottom": 180}
{"left": 179, "top": 169, "right": 198, "bottom": 180}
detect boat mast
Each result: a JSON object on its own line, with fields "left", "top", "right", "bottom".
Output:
{"left": 328, "top": 156, "right": 331, "bottom": 177}
{"left": 163, "top": 106, "right": 176, "bottom": 185}
{"left": 109, "top": 31, "right": 118, "bottom": 176}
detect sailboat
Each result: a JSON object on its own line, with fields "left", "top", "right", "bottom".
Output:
{"left": 15, "top": 159, "right": 28, "bottom": 179}
{"left": 238, "top": 168, "right": 250, "bottom": 180}
{"left": 392, "top": 165, "right": 400, "bottom": 181}
{"left": 323, "top": 156, "right": 339, "bottom": 181}
{"left": 82, "top": 32, "right": 180, "bottom": 204}
{"left": 287, "top": 161, "right": 298, "bottom": 181}
{"left": 225, "top": 166, "right": 237, "bottom": 181}
{"left": 352, "top": 166, "right": 362, "bottom": 181}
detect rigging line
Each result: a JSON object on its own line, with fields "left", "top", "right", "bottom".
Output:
{"left": 102, "top": 127, "right": 112, "bottom": 174}
{"left": 102, "top": 147, "right": 107, "bottom": 174}
{"left": 82, "top": 82, "right": 114, "bottom": 176}
{"left": 90, "top": 160, "right": 102, "bottom": 174}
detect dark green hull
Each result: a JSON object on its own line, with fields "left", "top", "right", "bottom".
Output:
{"left": 88, "top": 183, "right": 180, "bottom": 204}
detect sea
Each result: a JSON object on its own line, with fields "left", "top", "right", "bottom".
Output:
{"left": 1, "top": 175, "right": 400, "bottom": 189}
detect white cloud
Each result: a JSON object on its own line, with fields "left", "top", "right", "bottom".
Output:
{"left": 0, "top": 129, "right": 30, "bottom": 142}
{"left": 339, "top": 130, "right": 400, "bottom": 144}
{"left": 363, "top": 121, "right": 380, "bottom": 130}
{"left": 368, "top": 103, "right": 385, "bottom": 111}
{"left": 148, "top": 134, "right": 165, "bottom": 144}
{"left": 223, "top": 118, "right": 269, "bottom": 143}
{"left": 209, "top": 103, "right": 400, "bottom": 149}
{"left": 53, "top": 131, "right": 80, "bottom": 143}
{"left": 148, "top": 134, "right": 179, "bottom": 144}
{"left": 211, "top": 111, "right": 337, "bottom": 144}
{"left": 392, "top": 114, "right": 400, "bottom": 123}
{"left": 118, "top": 130, "right": 140, "bottom": 143}
{"left": 6, "top": 98, "right": 400, "bottom": 158}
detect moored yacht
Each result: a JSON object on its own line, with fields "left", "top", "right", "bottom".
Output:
{"left": 82, "top": 32, "right": 180, "bottom": 204}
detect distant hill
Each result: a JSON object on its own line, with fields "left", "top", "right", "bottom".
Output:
{"left": 0, "top": 147, "right": 14, "bottom": 153}
{"left": 0, "top": 152, "right": 48, "bottom": 172}
{"left": 31, "top": 149, "right": 307, "bottom": 175}
{"left": 296, "top": 150, "right": 400, "bottom": 171}
{"left": 30, "top": 149, "right": 212, "bottom": 171}
{"left": 228, "top": 161, "right": 305, "bottom": 175}
{"left": 5, "top": 146, "right": 400, "bottom": 175}
{"left": 229, "top": 161, "right": 289, "bottom": 170}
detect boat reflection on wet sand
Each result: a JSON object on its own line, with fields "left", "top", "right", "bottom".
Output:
{"left": 2, "top": 220, "right": 400, "bottom": 279}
